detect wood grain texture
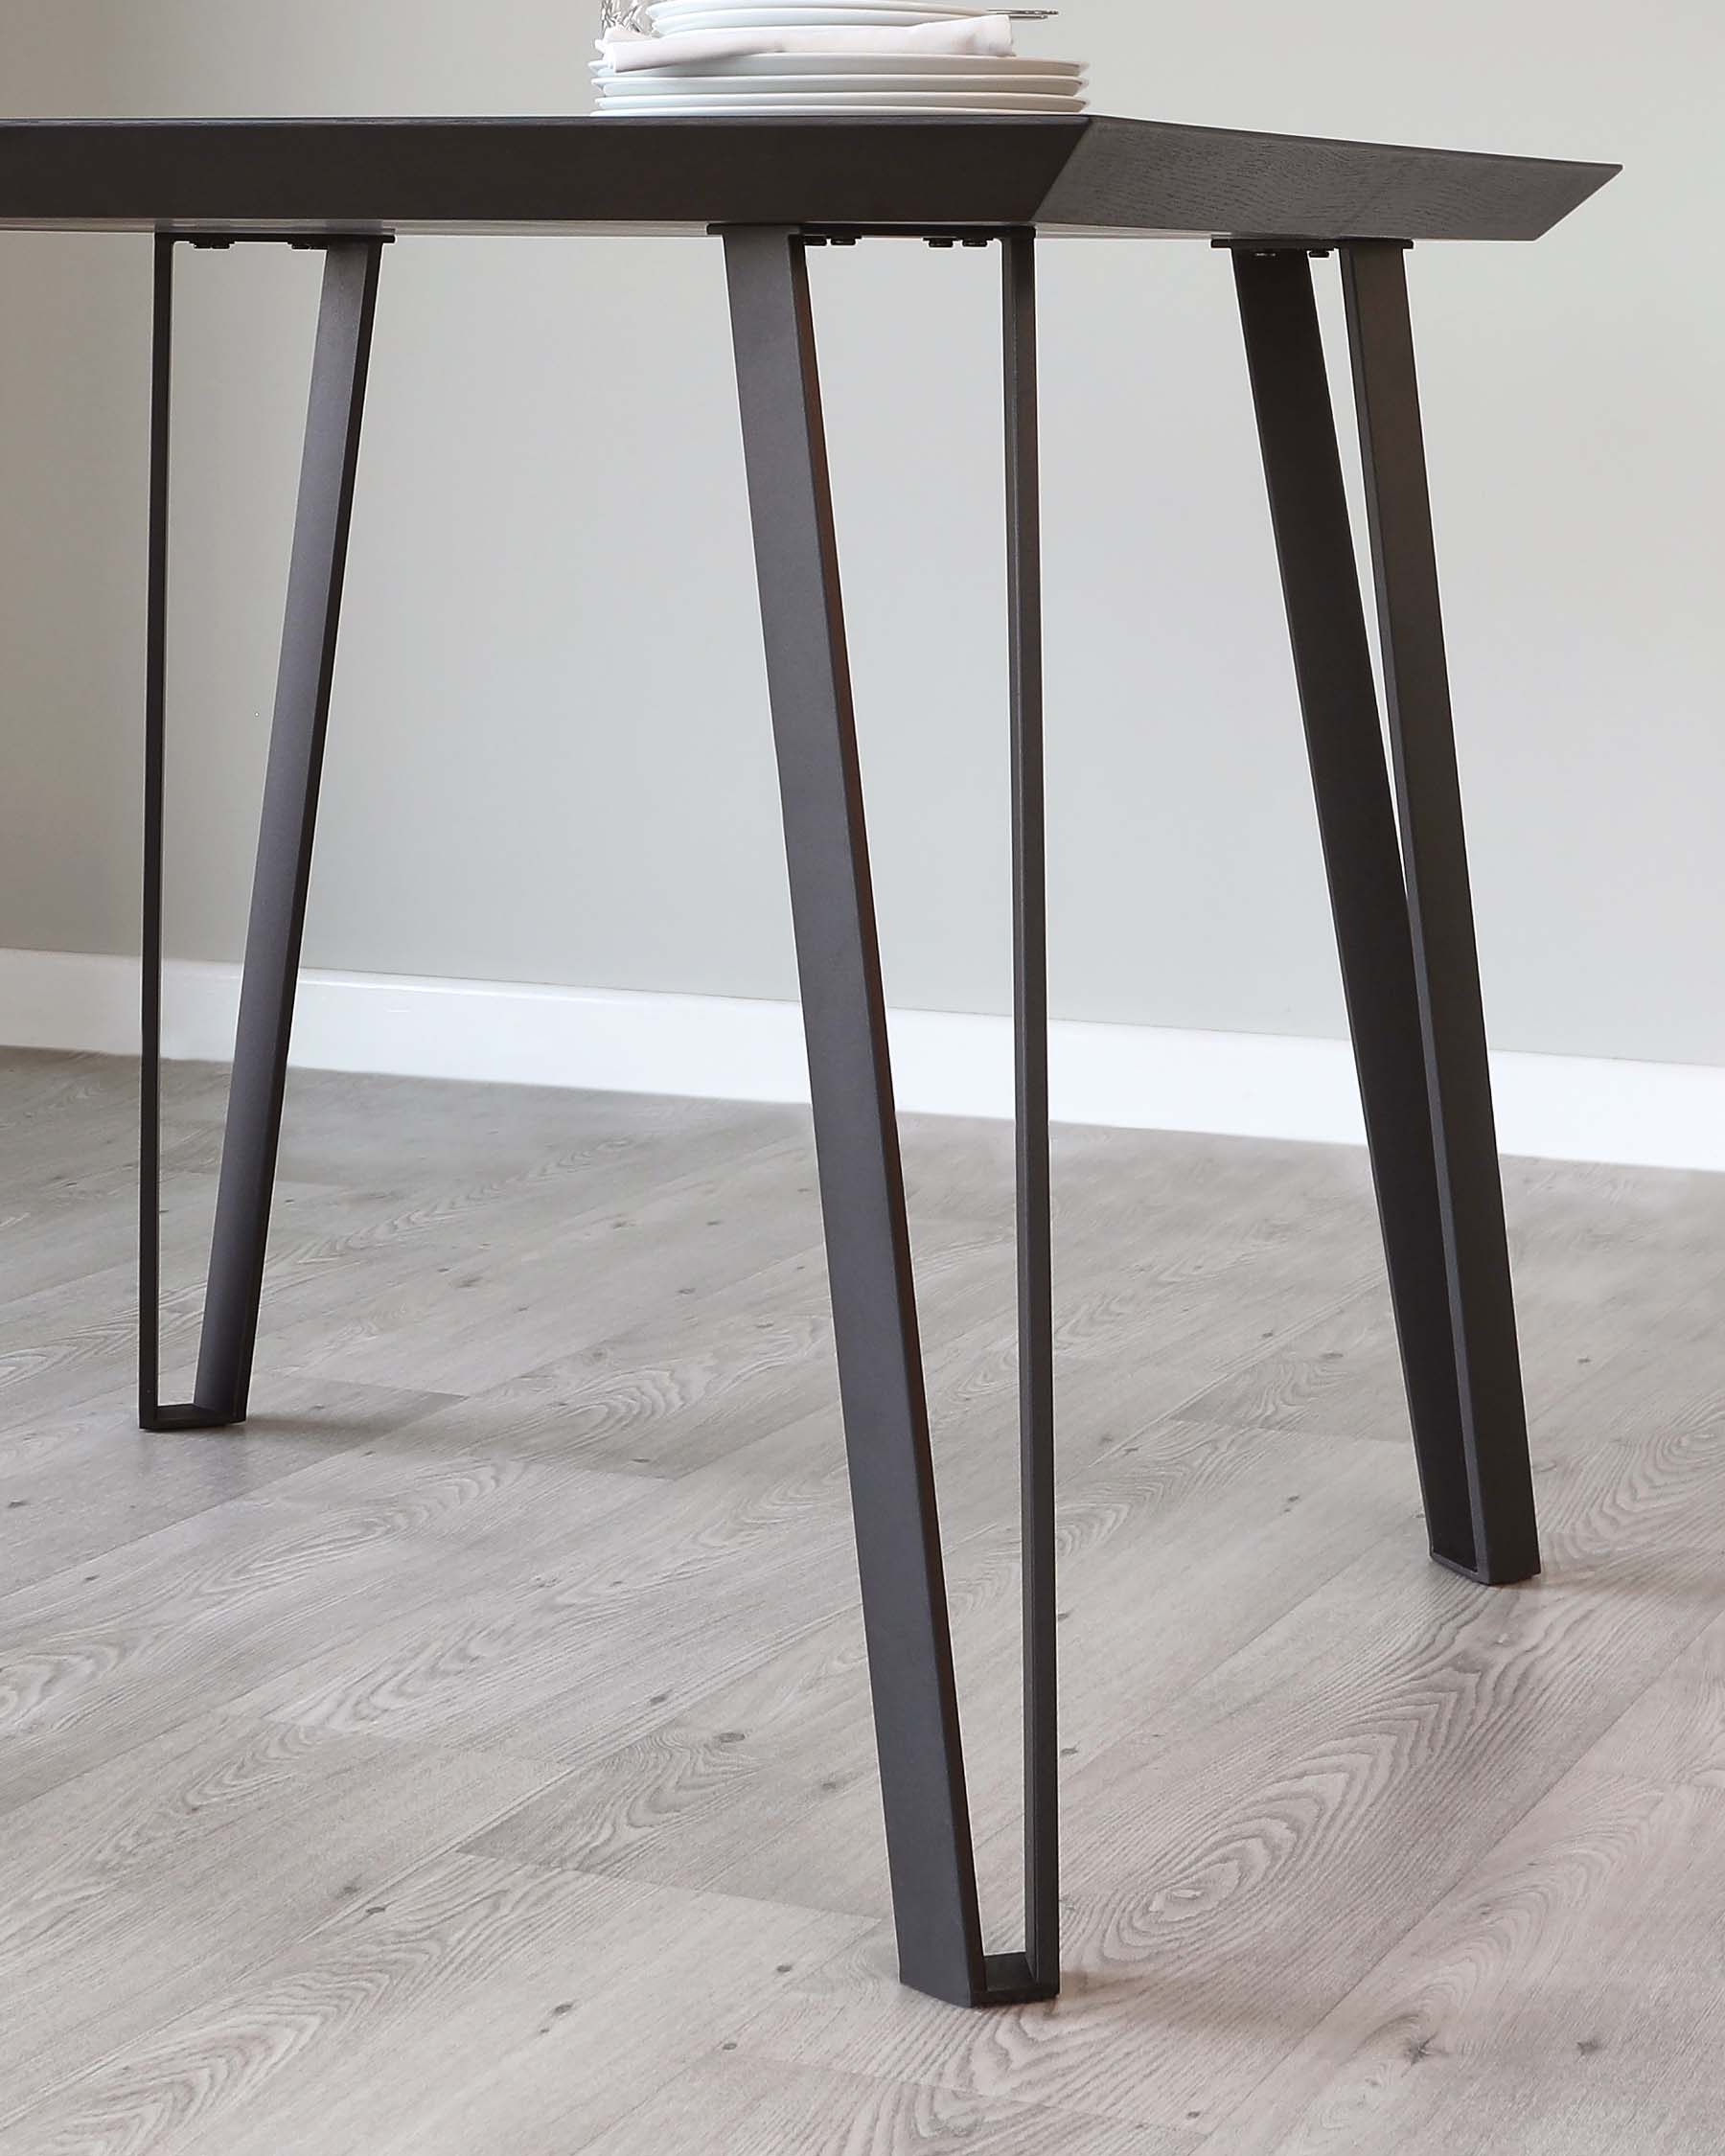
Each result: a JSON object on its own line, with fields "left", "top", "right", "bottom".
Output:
{"left": 0, "top": 1714, "right": 557, "bottom": 2122}
{"left": 0, "top": 116, "right": 1615, "bottom": 242}
{"left": 576, "top": 2053, "right": 1195, "bottom": 2155}
{"left": 1198, "top": 1616, "right": 1725, "bottom": 2156}
{"left": 3, "top": 1049, "right": 1722, "bottom": 2152}
{"left": 1041, "top": 116, "right": 1617, "bottom": 241}
{"left": 0, "top": 1855, "right": 868, "bottom": 2156}
{"left": 463, "top": 1424, "right": 1414, "bottom": 1925}
{"left": 0, "top": 1372, "right": 454, "bottom": 1592}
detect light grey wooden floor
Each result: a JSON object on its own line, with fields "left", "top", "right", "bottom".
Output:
{"left": 4, "top": 1047, "right": 1725, "bottom": 2154}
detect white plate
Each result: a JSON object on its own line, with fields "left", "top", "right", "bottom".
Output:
{"left": 643, "top": 9, "right": 991, "bottom": 26}
{"left": 640, "top": 14, "right": 992, "bottom": 27}
{"left": 649, "top": 0, "right": 991, "bottom": 10}
{"left": 586, "top": 103, "right": 1087, "bottom": 115}
{"left": 648, "top": 7, "right": 983, "bottom": 18}
{"left": 648, "top": 1, "right": 983, "bottom": 16}
{"left": 598, "top": 70, "right": 1080, "bottom": 93}
{"left": 649, "top": 4, "right": 980, "bottom": 15}
{"left": 595, "top": 90, "right": 1086, "bottom": 109}
{"left": 645, "top": 8, "right": 980, "bottom": 20}
{"left": 591, "top": 51, "right": 1083, "bottom": 74}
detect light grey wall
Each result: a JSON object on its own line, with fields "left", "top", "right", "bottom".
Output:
{"left": 2, "top": 2, "right": 1720, "bottom": 1060}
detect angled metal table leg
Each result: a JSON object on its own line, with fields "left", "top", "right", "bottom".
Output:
{"left": 1003, "top": 228, "right": 1059, "bottom": 1996}
{"left": 140, "top": 236, "right": 184, "bottom": 1431}
{"left": 140, "top": 236, "right": 383, "bottom": 1433}
{"left": 724, "top": 224, "right": 1058, "bottom": 2007}
{"left": 1339, "top": 241, "right": 1540, "bottom": 1588}
{"left": 1230, "top": 244, "right": 1538, "bottom": 1587}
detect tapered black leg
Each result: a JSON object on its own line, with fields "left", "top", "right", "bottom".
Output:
{"left": 140, "top": 236, "right": 177, "bottom": 1431}
{"left": 1339, "top": 241, "right": 1539, "bottom": 1586}
{"left": 724, "top": 225, "right": 1058, "bottom": 2007}
{"left": 1004, "top": 229, "right": 1058, "bottom": 1997}
{"left": 724, "top": 224, "right": 982, "bottom": 2007}
{"left": 1231, "top": 244, "right": 1538, "bottom": 1587}
{"left": 140, "top": 237, "right": 383, "bottom": 1432}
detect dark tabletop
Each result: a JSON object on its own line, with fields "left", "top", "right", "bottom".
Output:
{"left": 0, "top": 115, "right": 1616, "bottom": 243}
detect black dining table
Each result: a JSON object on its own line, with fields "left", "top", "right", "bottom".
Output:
{"left": 0, "top": 111, "right": 1618, "bottom": 2009}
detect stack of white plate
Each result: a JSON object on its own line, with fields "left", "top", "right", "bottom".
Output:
{"left": 591, "top": 1, "right": 1087, "bottom": 117}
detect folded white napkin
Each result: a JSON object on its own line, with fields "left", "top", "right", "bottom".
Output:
{"left": 597, "top": 16, "right": 1016, "bottom": 70}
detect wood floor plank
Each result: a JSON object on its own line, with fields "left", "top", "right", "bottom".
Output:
{"left": 210, "top": 1435, "right": 870, "bottom": 1769}
{"left": 2, "top": 1172, "right": 248, "bottom": 1313}
{"left": 572, "top": 2053, "right": 1192, "bottom": 2155}
{"left": 1194, "top": 1776, "right": 1725, "bottom": 2156}
{"left": 342, "top": 1244, "right": 847, "bottom": 1483}
{"left": 250, "top": 1137, "right": 827, "bottom": 1395}
{"left": 256, "top": 1089, "right": 816, "bottom": 1294}
{"left": 0, "top": 1052, "right": 146, "bottom": 1186}
{"left": 463, "top": 1421, "right": 1413, "bottom": 1925}
{"left": 0, "top": 1446, "right": 654, "bottom": 1806}
{"left": 0, "top": 1854, "right": 869, "bottom": 2156}
{"left": 206, "top": 1319, "right": 1257, "bottom": 1784}
{"left": 1572, "top": 1599, "right": 1725, "bottom": 1791}
{"left": 0, "top": 1375, "right": 455, "bottom": 1593}
{"left": 1169, "top": 1153, "right": 1725, "bottom": 1451}
{"left": 0, "top": 1713, "right": 558, "bottom": 2123}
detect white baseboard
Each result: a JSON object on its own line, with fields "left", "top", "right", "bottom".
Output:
{"left": 3, "top": 945, "right": 1722, "bottom": 1174}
